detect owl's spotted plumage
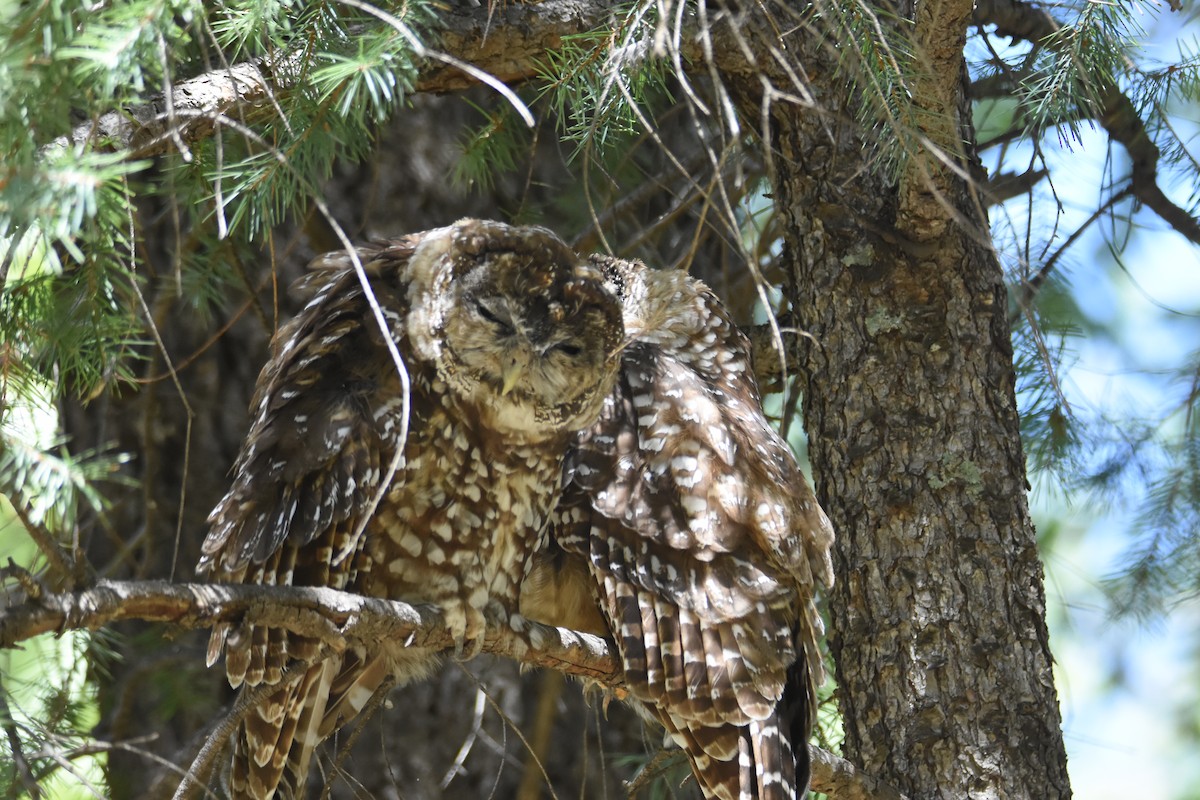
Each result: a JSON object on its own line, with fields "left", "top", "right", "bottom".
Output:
{"left": 201, "top": 219, "right": 832, "bottom": 800}
{"left": 199, "top": 219, "right": 624, "bottom": 800}
{"left": 526, "top": 256, "right": 835, "bottom": 800}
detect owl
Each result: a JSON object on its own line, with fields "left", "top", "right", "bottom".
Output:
{"left": 522, "top": 256, "right": 835, "bottom": 800}
{"left": 197, "top": 219, "right": 624, "bottom": 800}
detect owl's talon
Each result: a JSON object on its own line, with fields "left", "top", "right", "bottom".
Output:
{"left": 445, "top": 599, "right": 488, "bottom": 659}
{"left": 454, "top": 632, "right": 485, "bottom": 660}
{"left": 526, "top": 621, "right": 549, "bottom": 651}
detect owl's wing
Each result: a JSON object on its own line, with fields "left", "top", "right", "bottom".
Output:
{"left": 555, "top": 261, "right": 833, "bottom": 800}
{"left": 201, "top": 238, "right": 423, "bottom": 571}
{"left": 197, "top": 237, "right": 419, "bottom": 799}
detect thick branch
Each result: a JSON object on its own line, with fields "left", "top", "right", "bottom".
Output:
{"left": 811, "top": 747, "right": 910, "bottom": 800}
{"left": 50, "top": 1, "right": 614, "bottom": 159}
{"left": 974, "top": 0, "right": 1057, "bottom": 42}
{"left": 51, "top": 1, "right": 770, "bottom": 162}
{"left": 1100, "top": 88, "right": 1200, "bottom": 244}
{"left": 895, "top": 0, "right": 977, "bottom": 241}
{"left": 0, "top": 575, "right": 902, "bottom": 800}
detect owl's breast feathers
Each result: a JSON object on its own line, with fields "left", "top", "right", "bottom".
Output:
{"left": 357, "top": 380, "right": 568, "bottom": 610}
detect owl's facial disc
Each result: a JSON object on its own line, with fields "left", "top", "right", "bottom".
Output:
{"left": 462, "top": 291, "right": 596, "bottom": 400}
{"left": 443, "top": 258, "right": 621, "bottom": 438}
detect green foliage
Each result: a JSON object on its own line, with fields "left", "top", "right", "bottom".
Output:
{"left": 1091, "top": 405, "right": 1200, "bottom": 619}
{"left": 195, "top": 27, "right": 421, "bottom": 238}
{"left": 0, "top": 6, "right": 437, "bottom": 791}
{"left": 58, "top": 0, "right": 198, "bottom": 100}
{"left": 0, "top": 621, "right": 104, "bottom": 800}
{"left": 1, "top": 150, "right": 148, "bottom": 267}
{"left": 311, "top": 36, "right": 414, "bottom": 123}
{"left": 452, "top": 103, "right": 528, "bottom": 191}
{"left": 210, "top": 0, "right": 298, "bottom": 60}
{"left": 1, "top": 0, "right": 436, "bottom": 401}
{"left": 0, "top": 490, "right": 115, "bottom": 799}
{"left": 451, "top": 11, "right": 676, "bottom": 217}
{"left": 1, "top": 0, "right": 203, "bottom": 151}
{"left": 0, "top": 428, "right": 129, "bottom": 532}
{"left": 1012, "top": 279, "right": 1083, "bottom": 489}
{"left": 1127, "top": 39, "right": 1200, "bottom": 214}
{"left": 534, "top": 26, "right": 672, "bottom": 162}
{"left": 815, "top": 0, "right": 927, "bottom": 177}
{"left": 1020, "top": 2, "right": 1136, "bottom": 147}
{"left": 974, "top": 0, "right": 1200, "bottom": 169}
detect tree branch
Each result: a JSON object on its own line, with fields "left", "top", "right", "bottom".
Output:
{"left": 48, "top": 1, "right": 773, "bottom": 163}
{"left": 985, "top": 167, "right": 1048, "bottom": 205}
{"left": 48, "top": 1, "right": 614, "bottom": 159}
{"left": 0, "top": 573, "right": 905, "bottom": 800}
{"left": 811, "top": 746, "right": 911, "bottom": 800}
{"left": 974, "top": 0, "right": 1200, "bottom": 247}
{"left": 0, "top": 574, "right": 618, "bottom": 683}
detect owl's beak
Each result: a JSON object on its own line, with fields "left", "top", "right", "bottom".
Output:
{"left": 501, "top": 354, "right": 528, "bottom": 396}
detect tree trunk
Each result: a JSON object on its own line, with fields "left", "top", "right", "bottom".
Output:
{"left": 728, "top": 6, "right": 1074, "bottom": 798}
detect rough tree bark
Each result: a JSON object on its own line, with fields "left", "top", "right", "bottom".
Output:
{"left": 724, "top": 4, "right": 1073, "bottom": 799}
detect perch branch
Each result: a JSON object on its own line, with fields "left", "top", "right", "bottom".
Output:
{"left": 0, "top": 573, "right": 905, "bottom": 799}
{"left": 0, "top": 574, "right": 618, "bottom": 683}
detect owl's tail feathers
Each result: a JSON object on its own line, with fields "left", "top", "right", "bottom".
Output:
{"left": 224, "top": 648, "right": 440, "bottom": 800}
{"left": 666, "top": 708, "right": 804, "bottom": 800}
{"left": 227, "top": 656, "right": 339, "bottom": 800}
{"left": 665, "top": 653, "right": 816, "bottom": 800}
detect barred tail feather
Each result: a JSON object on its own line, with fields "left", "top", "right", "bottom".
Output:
{"left": 229, "top": 657, "right": 338, "bottom": 800}
{"left": 279, "top": 658, "right": 339, "bottom": 800}
{"left": 223, "top": 647, "right": 440, "bottom": 800}
{"left": 663, "top": 704, "right": 804, "bottom": 800}
{"left": 317, "top": 650, "right": 393, "bottom": 739}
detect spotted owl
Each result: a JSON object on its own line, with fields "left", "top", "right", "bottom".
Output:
{"left": 198, "top": 219, "right": 624, "bottom": 800}
{"left": 522, "top": 256, "right": 835, "bottom": 800}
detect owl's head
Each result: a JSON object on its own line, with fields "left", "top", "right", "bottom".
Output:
{"left": 405, "top": 219, "right": 624, "bottom": 441}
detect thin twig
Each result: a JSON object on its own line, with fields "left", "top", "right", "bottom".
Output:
{"left": 1011, "top": 186, "right": 1133, "bottom": 320}
{"left": 5, "top": 504, "right": 83, "bottom": 588}
{"left": 0, "top": 681, "right": 41, "bottom": 800}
